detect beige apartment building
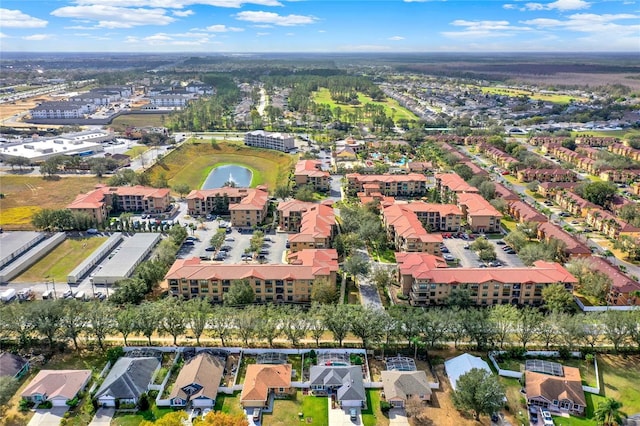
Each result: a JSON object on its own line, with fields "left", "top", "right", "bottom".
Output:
{"left": 294, "top": 160, "right": 330, "bottom": 192}
{"left": 186, "top": 187, "right": 268, "bottom": 227}
{"left": 164, "top": 249, "right": 338, "bottom": 303}
{"left": 395, "top": 252, "right": 577, "bottom": 307}
{"left": 456, "top": 192, "right": 502, "bottom": 233}
{"left": 346, "top": 173, "right": 428, "bottom": 197}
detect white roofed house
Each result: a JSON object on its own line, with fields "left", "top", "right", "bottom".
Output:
{"left": 444, "top": 353, "right": 492, "bottom": 392}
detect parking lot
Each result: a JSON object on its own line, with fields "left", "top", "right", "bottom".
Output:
{"left": 442, "top": 236, "right": 524, "bottom": 268}
{"left": 176, "top": 221, "right": 289, "bottom": 265}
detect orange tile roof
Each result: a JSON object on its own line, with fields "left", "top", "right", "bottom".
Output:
{"left": 228, "top": 188, "right": 269, "bottom": 211}
{"left": 241, "top": 364, "right": 291, "bottom": 403}
{"left": 67, "top": 185, "right": 170, "bottom": 209}
{"left": 347, "top": 173, "right": 428, "bottom": 184}
{"left": 295, "top": 160, "right": 329, "bottom": 178}
{"left": 400, "top": 201, "right": 463, "bottom": 217}
{"left": 396, "top": 253, "right": 577, "bottom": 284}
{"left": 277, "top": 200, "right": 317, "bottom": 218}
{"left": 166, "top": 249, "right": 338, "bottom": 281}
{"left": 436, "top": 173, "right": 478, "bottom": 193}
{"left": 383, "top": 204, "right": 443, "bottom": 244}
{"left": 457, "top": 193, "right": 502, "bottom": 218}
{"left": 293, "top": 204, "right": 335, "bottom": 241}
{"left": 588, "top": 257, "right": 640, "bottom": 293}
{"left": 508, "top": 200, "right": 546, "bottom": 222}
{"left": 537, "top": 222, "right": 591, "bottom": 256}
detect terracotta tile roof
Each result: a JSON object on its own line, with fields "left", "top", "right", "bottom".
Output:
{"left": 240, "top": 364, "right": 291, "bottom": 403}
{"left": 169, "top": 353, "right": 224, "bottom": 402}
{"left": 295, "top": 204, "right": 335, "bottom": 240}
{"left": 347, "top": 173, "right": 428, "bottom": 184}
{"left": 457, "top": 193, "right": 502, "bottom": 218}
{"left": 67, "top": 185, "right": 170, "bottom": 209}
{"left": 228, "top": 189, "right": 268, "bottom": 211}
{"left": 396, "top": 253, "right": 577, "bottom": 285}
{"left": 407, "top": 161, "right": 433, "bottom": 172}
{"left": 508, "top": 200, "right": 546, "bottom": 223}
{"left": 494, "top": 183, "right": 520, "bottom": 201}
{"left": 588, "top": 257, "right": 640, "bottom": 294}
{"left": 277, "top": 200, "right": 316, "bottom": 218}
{"left": 166, "top": 249, "right": 338, "bottom": 281}
{"left": 525, "top": 367, "right": 586, "bottom": 408}
{"left": 436, "top": 173, "right": 478, "bottom": 193}
{"left": 383, "top": 204, "right": 443, "bottom": 244}
{"left": 537, "top": 222, "right": 591, "bottom": 256}
{"left": 22, "top": 370, "right": 91, "bottom": 401}
{"left": 400, "top": 201, "right": 463, "bottom": 217}
{"left": 295, "top": 160, "right": 329, "bottom": 178}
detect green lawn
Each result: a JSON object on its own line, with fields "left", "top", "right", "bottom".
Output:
{"left": 111, "top": 113, "right": 165, "bottom": 129}
{"left": 145, "top": 141, "right": 295, "bottom": 193}
{"left": 263, "top": 391, "right": 328, "bottom": 426}
{"left": 479, "top": 87, "right": 584, "bottom": 104}
{"left": 361, "top": 389, "right": 389, "bottom": 426}
{"left": 111, "top": 406, "right": 173, "bottom": 426}
{"left": 237, "top": 356, "right": 256, "bottom": 385}
{"left": 572, "top": 129, "right": 640, "bottom": 139}
{"left": 501, "top": 217, "right": 518, "bottom": 233}
{"left": 372, "top": 247, "right": 396, "bottom": 263}
{"left": 124, "top": 145, "right": 149, "bottom": 158}
{"left": 288, "top": 355, "right": 303, "bottom": 380}
{"left": 312, "top": 88, "right": 419, "bottom": 121}
{"left": 12, "top": 236, "right": 107, "bottom": 283}
{"left": 213, "top": 392, "right": 244, "bottom": 416}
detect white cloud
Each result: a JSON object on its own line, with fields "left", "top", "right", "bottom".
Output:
{"left": 144, "top": 33, "right": 173, "bottom": 41}
{"left": 389, "top": 36, "right": 405, "bottom": 40}
{"left": 22, "top": 34, "right": 52, "bottom": 41}
{"left": 318, "top": 29, "right": 326, "bottom": 33}
{"left": 286, "top": 32, "right": 294, "bottom": 36}
{"left": 235, "top": 11, "right": 317, "bottom": 26}
{"left": 71, "top": 0, "right": 282, "bottom": 8}
{"left": 256, "top": 32, "right": 270, "bottom": 36}
{"left": 443, "top": 19, "right": 532, "bottom": 38}
{"left": 522, "top": 12, "right": 639, "bottom": 31}
{"left": 173, "top": 9, "right": 194, "bottom": 17}
{"left": 506, "top": 0, "right": 590, "bottom": 11}
{"left": 51, "top": 5, "right": 175, "bottom": 28}
{"left": 206, "top": 24, "right": 244, "bottom": 32}
{"left": 0, "top": 32, "right": 10, "bottom": 38}
{"left": 0, "top": 9, "right": 48, "bottom": 28}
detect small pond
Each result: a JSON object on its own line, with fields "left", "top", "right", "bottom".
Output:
{"left": 202, "top": 165, "right": 252, "bottom": 189}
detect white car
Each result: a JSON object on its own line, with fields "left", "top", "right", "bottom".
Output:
{"left": 225, "top": 237, "right": 235, "bottom": 242}
{"left": 202, "top": 408, "right": 212, "bottom": 419}
{"left": 541, "top": 410, "right": 554, "bottom": 426}
{"left": 443, "top": 254, "right": 455, "bottom": 262}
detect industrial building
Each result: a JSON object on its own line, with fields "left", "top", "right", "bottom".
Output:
{"left": 90, "top": 233, "right": 161, "bottom": 285}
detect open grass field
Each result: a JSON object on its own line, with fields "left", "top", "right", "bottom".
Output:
{"left": 263, "top": 391, "right": 328, "bottom": 426}
{"left": 313, "top": 88, "right": 419, "bottom": 121}
{"left": 480, "top": 87, "right": 585, "bottom": 104}
{"left": 572, "top": 129, "right": 640, "bottom": 139}
{"left": 111, "top": 113, "right": 165, "bottom": 129}
{"left": 12, "top": 236, "right": 108, "bottom": 284}
{"left": 125, "top": 145, "right": 150, "bottom": 157}
{"left": 144, "top": 140, "right": 295, "bottom": 192}
{"left": 0, "top": 175, "right": 103, "bottom": 229}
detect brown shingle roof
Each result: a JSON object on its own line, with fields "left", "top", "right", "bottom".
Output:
{"left": 168, "top": 353, "right": 224, "bottom": 402}
{"left": 240, "top": 364, "right": 291, "bottom": 403}
{"left": 525, "top": 367, "right": 586, "bottom": 407}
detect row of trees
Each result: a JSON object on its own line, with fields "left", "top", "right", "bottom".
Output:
{"left": 4, "top": 298, "right": 640, "bottom": 354}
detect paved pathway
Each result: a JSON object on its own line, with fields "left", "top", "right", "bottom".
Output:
{"left": 354, "top": 250, "right": 384, "bottom": 309}
{"left": 388, "top": 408, "right": 410, "bottom": 426}
{"left": 88, "top": 408, "right": 115, "bottom": 426}
{"left": 27, "top": 407, "right": 69, "bottom": 426}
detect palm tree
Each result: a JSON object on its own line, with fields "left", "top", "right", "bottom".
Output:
{"left": 595, "top": 398, "right": 626, "bottom": 426}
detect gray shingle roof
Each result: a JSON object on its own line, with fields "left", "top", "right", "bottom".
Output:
{"left": 95, "top": 357, "right": 159, "bottom": 400}
{"left": 309, "top": 366, "right": 365, "bottom": 402}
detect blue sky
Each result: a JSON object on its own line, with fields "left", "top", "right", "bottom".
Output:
{"left": 1, "top": 0, "right": 638, "bottom": 52}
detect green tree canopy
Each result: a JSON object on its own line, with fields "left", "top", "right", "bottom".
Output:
{"left": 452, "top": 368, "right": 505, "bottom": 420}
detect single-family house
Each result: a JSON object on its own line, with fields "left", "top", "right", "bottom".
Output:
{"left": 21, "top": 370, "right": 91, "bottom": 407}
{"left": 0, "top": 352, "right": 29, "bottom": 379}
{"left": 169, "top": 353, "right": 225, "bottom": 409}
{"left": 309, "top": 366, "right": 366, "bottom": 408}
{"left": 444, "top": 354, "right": 492, "bottom": 392}
{"left": 526, "top": 367, "right": 586, "bottom": 415}
{"left": 240, "top": 364, "right": 292, "bottom": 408}
{"left": 95, "top": 357, "right": 160, "bottom": 408}
{"left": 381, "top": 370, "right": 432, "bottom": 408}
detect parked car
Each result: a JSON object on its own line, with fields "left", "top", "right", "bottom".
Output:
{"left": 252, "top": 408, "right": 261, "bottom": 422}
{"left": 541, "top": 410, "right": 554, "bottom": 425}
{"left": 505, "top": 249, "right": 516, "bottom": 254}
{"left": 205, "top": 246, "right": 215, "bottom": 252}
{"left": 349, "top": 408, "right": 357, "bottom": 421}
{"left": 529, "top": 406, "right": 539, "bottom": 424}
{"left": 440, "top": 247, "right": 450, "bottom": 253}
{"left": 496, "top": 240, "right": 506, "bottom": 245}
{"left": 443, "top": 254, "right": 455, "bottom": 262}
{"left": 225, "top": 237, "right": 235, "bottom": 242}
{"left": 489, "top": 260, "right": 502, "bottom": 267}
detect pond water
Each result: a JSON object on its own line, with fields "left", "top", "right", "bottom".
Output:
{"left": 202, "top": 165, "right": 252, "bottom": 189}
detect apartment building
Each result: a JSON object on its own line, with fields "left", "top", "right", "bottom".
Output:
{"left": 345, "top": 173, "right": 428, "bottom": 197}
{"left": 395, "top": 252, "right": 577, "bottom": 307}
{"left": 244, "top": 130, "right": 295, "bottom": 152}
{"left": 586, "top": 208, "right": 640, "bottom": 239}
{"left": 434, "top": 173, "right": 478, "bottom": 204}
{"left": 516, "top": 168, "right": 577, "bottom": 183}
{"left": 575, "top": 136, "right": 618, "bottom": 147}
{"left": 507, "top": 200, "right": 547, "bottom": 224}
{"left": 294, "top": 160, "right": 330, "bottom": 192}
{"left": 186, "top": 187, "right": 268, "bottom": 227}
{"left": 395, "top": 201, "right": 463, "bottom": 232}
{"left": 67, "top": 184, "right": 171, "bottom": 223}
{"left": 478, "top": 144, "right": 518, "bottom": 169}
{"left": 277, "top": 200, "right": 316, "bottom": 232}
{"left": 164, "top": 249, "right": 338, "bottom": 303}
{"left": 31, "top": 101, "right": 96, "bottom": 119}
{"left": 589, "top": 257, "right": 640, "bottom": 306}
{"left": 288, "top": 204, "right": 337, "bottom": 253}
{"left": 382, "top": 204, "right": 443, "bottom": 255}
{"left": 456, "top": 193, "right": 502, "bottom": 233}
{"left": 536, "top": 222, "right": 591, "bottom": 258}
{"left": 609, "top": 143, "right": 640, "bottom": 161}
{"left": 553, "top": 191, "right": 597, "bottom": 218}
{"left": 537, "top": 182, "right": 580, "bottom": 198}
{"left": 529, "top": 137, "right": 570, "bottom": 147}
{"left": 599, "top": 168, "right": 640, "bottom": 183}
